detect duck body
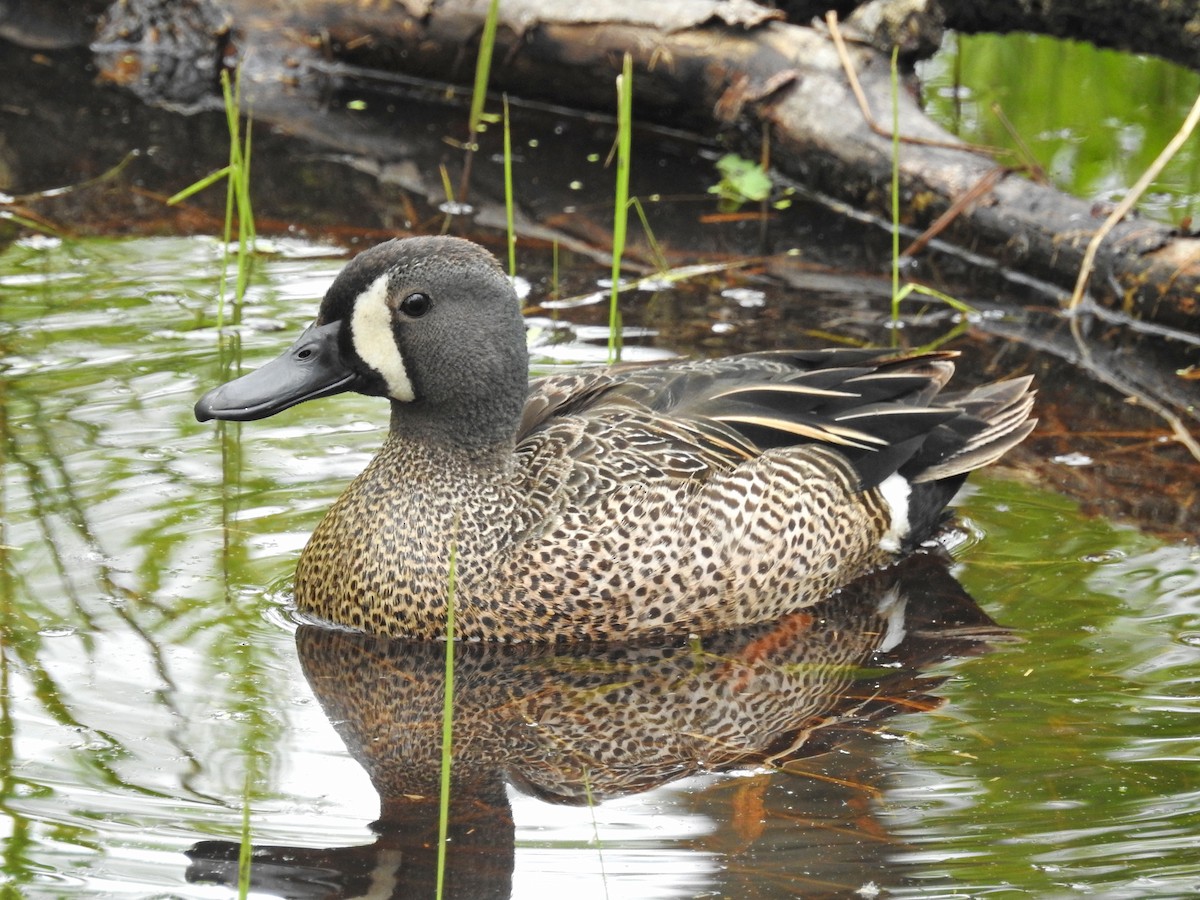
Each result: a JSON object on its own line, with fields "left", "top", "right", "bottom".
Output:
{"left": 196, "top": 236, "right": 1035, "bottom": 641}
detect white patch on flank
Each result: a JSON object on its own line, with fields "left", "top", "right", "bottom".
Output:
{"left": 874, "top": 587, "right": 908, "bottom": 652}
{"left": 877, "top": 472, "right": 912, "bottom": 553}
{"left": 351, "top": 271, "right": 415, "bottom": 402}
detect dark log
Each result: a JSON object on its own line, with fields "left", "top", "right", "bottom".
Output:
{"left": 774, "top": 0, "right": 1200, "bottom": 72}
{"left": 214, "top": 0, "right": 1200, "bottom": 331}
{"left": 5, "top": 0, "right": 1200, "bottom": 333}
{"left": 938, "top": 0, "right": 1200, "bottom": 73}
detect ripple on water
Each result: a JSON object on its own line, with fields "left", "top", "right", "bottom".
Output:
{"left": 3, "top": 235, "right": 1200, "bottom": 898}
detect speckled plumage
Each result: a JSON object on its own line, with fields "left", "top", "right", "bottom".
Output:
{"left": 195, "top": 236, "right": 1036, "bottom": 641}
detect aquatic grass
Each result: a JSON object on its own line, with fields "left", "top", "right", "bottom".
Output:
{"left": 503, "top": 94, "right": 517, "bottom": 277}
{"left": 582, "top": 767, "right": 610, "bottom": 899}
{"left": 890, "top": 46, "right": 902, "bottom": 329}
{"left": 629, "top": 197, "right": 669, "bottom": 273}
{"left": 468, "top": 0, "right": 501, "bottom": 140}
{"left": 551, "top": 240, "right": 560, "bottom": 301}
{"left": 456, "top": 0, "right": 502, "bottom": 202}
{"left": 167, "top": 68, "right": 255, "bottom": 328}
{"left": 608, "top": 53, "right": 634, "bottom": 365}
{"left": 887, "top": 47, "right": 973, "bottom": 341}
{"left": 435, "top": 541, "right": 458, "bottom": 900}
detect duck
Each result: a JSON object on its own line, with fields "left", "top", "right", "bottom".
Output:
{"left": 195, "top": 235, "right": 1035, "bottom": 642}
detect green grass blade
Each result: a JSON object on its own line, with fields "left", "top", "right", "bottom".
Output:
{"left": 435, "top": 542, "right": 457, "bottom": 900}
{"left": 890, "top": 46, "right": 902, "bottom": 338}
{"left": 630, "top": 197, "right": 667, "bottom": 272}
{"left": 468, "top": 0, "right": 501, "bottom": 138}
{"left": 551, "top": 240, "right": 560, "bottom": 301}
{"left": 166, "top": 166, "right": 233, "bottom": 205}
{"left": 237, "top": 767, "right": 252, "bottom": 899}
{"left": 608, "top": 53, "right": 633, "bottom": 365}
{"left": 503, "top": 94, "right": 516, "bottom": 277}
{"left": 234, "top": 110, "right": 255, "bottom": 309}
{"left": 582, "top": 767, "right": 609, "bottom": 897}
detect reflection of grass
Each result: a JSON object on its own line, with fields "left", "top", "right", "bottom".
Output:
{"left": 582, "top": 767, "right": 609, "bottom": 897}
{"left": 237, "top": 770, "right": 253, "bottom": 899}
{"left": 0, "top": 243, "right": 290, "bottom": 889}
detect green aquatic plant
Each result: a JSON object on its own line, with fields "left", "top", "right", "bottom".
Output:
{"left": 708, "top": 153, "right": 772, "bottom": 211}
{"left": 469, "top": 0, "right": 502, "bottom": 141}
{"left": 237, "top": 770, "right": 252, "bottom": 899}
{"left": 608, "top": 53, "right": 634, "bottom": 365}
{"left": 887, "top": 47, "right": 973, "bottom": 340}
{"left": 455, "top": 0, "right": 502, "bottom": 202}
{"left": 167, "top": 67, "right": 255, "bottom": 327}
{"left": 503, "top": 94, "right": 517, "bottom": 277}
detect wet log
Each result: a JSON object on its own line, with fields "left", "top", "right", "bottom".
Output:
{"left": 7, "top": 0, "right": 1200, "bottom": 333}
{"left": 219, "top": 0, "right": 1200, "bottom": 332}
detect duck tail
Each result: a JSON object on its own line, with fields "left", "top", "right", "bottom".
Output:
{"left": 910, "top": 375, "right": 1037, "bottom": 484}
{"left": 878, "top": 375, "right": 1035, "bottom": 553}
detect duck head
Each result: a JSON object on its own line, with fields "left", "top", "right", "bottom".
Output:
{"left": 194, "top": 236, "right": 530, "bottom": 447}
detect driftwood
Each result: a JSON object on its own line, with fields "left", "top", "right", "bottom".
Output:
{"left": 775, "top": 0, "right": 1200, "bottom": 70}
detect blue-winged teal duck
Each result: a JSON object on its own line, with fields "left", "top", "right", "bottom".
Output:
{"left": 195, "top": 236, "right": 1035, "bottom": 641}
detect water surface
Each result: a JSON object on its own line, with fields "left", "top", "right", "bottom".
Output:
{"left": 2, "top": 236, "right": 1199, "bottom": 898}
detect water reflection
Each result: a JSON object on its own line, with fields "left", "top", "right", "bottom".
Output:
{"left": 187, "top": 551, "right": 1008, "bottom": 898}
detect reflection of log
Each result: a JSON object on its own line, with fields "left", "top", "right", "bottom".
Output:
{"left": 938, "top": 0, "right": 1200, "bottom": 72}
{"left": 6, "top": 0, "right": 1199, "bottom": 331}
{"left": 778, "top": 0, "right": 1200, "bottom": 70}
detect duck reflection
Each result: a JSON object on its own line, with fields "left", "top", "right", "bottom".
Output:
{"left": 188, "top": 550, "right": 1008, "bottom": 898}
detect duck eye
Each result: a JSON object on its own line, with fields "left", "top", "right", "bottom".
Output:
{"left": 399, "top": 292, "right": 431, "bottom": 318}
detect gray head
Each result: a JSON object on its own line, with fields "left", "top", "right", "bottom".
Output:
{"left": 195, "top": 236, "right": 530, "bottom": 449}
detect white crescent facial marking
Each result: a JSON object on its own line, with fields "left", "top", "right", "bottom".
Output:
{"left": 877, "top": 472, "right": 912, "bottom": 553}
{"left": 350, "top": 271, "right": 415, "bottom": 402}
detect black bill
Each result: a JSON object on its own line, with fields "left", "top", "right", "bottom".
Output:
{"left": 194, "top": 321, "right": 360, "bottom": 422}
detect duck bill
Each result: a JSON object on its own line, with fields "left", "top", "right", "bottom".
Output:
{"left": 194, "top": 321, "right": 360, "bottom": 422}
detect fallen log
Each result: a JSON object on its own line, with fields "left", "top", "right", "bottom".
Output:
{"left": 11, "top": 0, "right": 1200, "bottom": 333}
{"left": 214, "top": 0, "right": 1200, "bottom": 333}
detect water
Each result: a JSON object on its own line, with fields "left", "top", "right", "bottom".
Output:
{"left": 2, "top": 235, "right": 1199, "bottom": 898}
{"left": 920, "top": 32, "right": 1200, "bottom": 225}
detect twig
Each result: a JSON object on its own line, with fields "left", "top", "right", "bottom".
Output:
{"left": 990, "top": 102, "right": 1047, "bottom": 183}
{"left": 1067, "top": 87, "right": 1200, "bottom": 312}
{"left": 902, "top": 167, "right": 1007, "bottom": 258}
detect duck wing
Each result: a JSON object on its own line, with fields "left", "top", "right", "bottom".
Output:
{"left": 519, "top": 348, "right": 1034, "bottom": 491}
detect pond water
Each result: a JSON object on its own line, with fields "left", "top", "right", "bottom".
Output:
{"left": 920, "top": 32, "right": 1200, "bottom": 226}
{"left": 2, "top": 234, "right": 1199, "bottom": 899}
